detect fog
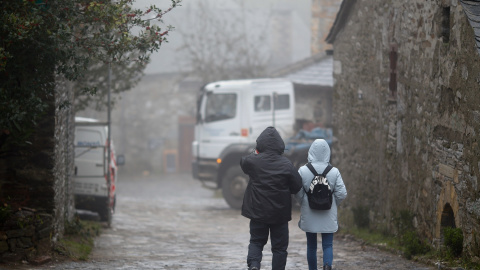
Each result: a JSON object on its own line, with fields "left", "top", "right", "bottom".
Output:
{"left": 78, "top": 0, "right": 316, "bottom": 176}
{"left": 132, "top": 0, "right": 312, "bottom": 75}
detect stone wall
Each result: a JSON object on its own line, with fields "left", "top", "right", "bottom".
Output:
{"left": 330, "top": 0, "right": 480, "bottom": 259}
{"left": 0, "top": 77, "right": 75, "bottom": 263}
{"left": 53, "top": 77, "right": 76, "bottom": 240}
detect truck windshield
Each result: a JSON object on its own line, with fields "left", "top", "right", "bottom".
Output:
{"left": 205, "top": 93, "right": 237, "bottom": 123}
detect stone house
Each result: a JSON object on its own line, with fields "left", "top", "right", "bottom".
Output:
{"left": 326, "top": 0, "right": 480, "bottom": 259}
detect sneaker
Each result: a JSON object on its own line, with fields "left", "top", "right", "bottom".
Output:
{"left": 250, "top": 267, "right": 259, "bottom": 270}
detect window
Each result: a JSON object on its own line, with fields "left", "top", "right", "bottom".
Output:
{"left": 204, "top": 93, "right": 237, "bottom": 122}
{"left": 389, "top": 43, "right": 397, "bottom": 100}
{"left": 254, "top": 95, "right": 271, "bottom": 111}
{"left": 442, "top": 7, "right": 450, "bottom": 44}
{"left": 274, "top": 94, "right": 290, "bottom": 110}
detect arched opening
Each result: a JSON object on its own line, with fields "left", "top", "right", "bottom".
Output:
{"left": 441, "top": 203, "right": 456, "bottom": 229}
{"left": 440, "top": 203, "right": 456, "bottom": 245}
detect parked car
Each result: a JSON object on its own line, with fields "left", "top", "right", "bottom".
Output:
{"left": 73, "top": 117, "right": 124, "bottom": 225}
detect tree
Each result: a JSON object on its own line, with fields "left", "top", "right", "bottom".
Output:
{"left": 175, "top": 0, "right": 271, "bottom": 84}
{"left": 0, "top": 0, "right": 180, "bottom": 153}
{"left": 73, "top": 54, "right": 146, "bottom": 112}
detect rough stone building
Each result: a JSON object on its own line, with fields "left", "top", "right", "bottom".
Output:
{"left": 0, "top": 78, "right": 75, "bottom": 263}
{"left": 326, "top": 0, "right": 480, "bottom": 259}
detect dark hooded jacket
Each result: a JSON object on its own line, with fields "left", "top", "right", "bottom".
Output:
{"left": 240, "top": 127, "right": 302, "bottom": 224}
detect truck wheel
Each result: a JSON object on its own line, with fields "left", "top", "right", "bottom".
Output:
{"left": 222, "top": 167, "right": 248, "bottom": 209}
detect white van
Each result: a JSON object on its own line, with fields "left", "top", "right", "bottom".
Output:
{"left": 73, "top": 117, "right": 124, "bottom": 224}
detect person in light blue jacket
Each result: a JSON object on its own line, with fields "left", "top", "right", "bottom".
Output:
{"left": 295, "top": 139, "right": 347, "bottom": 270}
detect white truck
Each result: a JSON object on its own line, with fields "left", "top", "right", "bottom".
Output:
{"left": 192, "top": 78, "right": 324, "bottom": 209}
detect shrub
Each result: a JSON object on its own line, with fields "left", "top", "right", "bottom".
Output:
{"left": 444, "top": 227, "right": 463, "bottom": 257}
{"left": 402, "top": 230, "right": 430, "bottom": 259}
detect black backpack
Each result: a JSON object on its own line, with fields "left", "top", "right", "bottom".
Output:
{"left": 303, "top": 163, "right": 333, "bottom": 210}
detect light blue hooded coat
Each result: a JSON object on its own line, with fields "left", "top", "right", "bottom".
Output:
{"left": 295, "top": 139, "right": 347, "bottom": 233}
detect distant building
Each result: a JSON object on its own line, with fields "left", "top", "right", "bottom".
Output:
{"left": 270, "top": 54, "right": 334, "bottom": 129}
{"left": 310, "top": 0, "right": 342, "bottom": 55}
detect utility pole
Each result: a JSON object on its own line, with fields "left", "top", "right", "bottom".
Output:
{"left": 106, "top": 62, "right": 112, "bottom": 225}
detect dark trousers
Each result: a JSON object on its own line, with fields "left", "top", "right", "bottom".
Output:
{"left": 247, "top": 219, "right": 289, "bottom": 270}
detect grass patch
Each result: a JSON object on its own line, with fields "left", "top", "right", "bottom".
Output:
{"left": 54, "top": 217, "right": 101, "bottom": 261}
{"left": 339, "top": 226, "right": 402, "bottom": 252}
{"left": 337, "top": 208, "right": 479, "bottom": 270}
{"left": 340, "top": 226, "right": 480, "bottom": 269}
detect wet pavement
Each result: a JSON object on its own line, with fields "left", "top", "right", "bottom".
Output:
{"left": 1, "top": 173, "right": 434, "bottom": 269}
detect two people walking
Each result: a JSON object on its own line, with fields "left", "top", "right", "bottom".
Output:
{"left": 240, "top": 127, "right": 347, "bottom": 270}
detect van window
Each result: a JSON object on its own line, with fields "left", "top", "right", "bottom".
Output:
{"left": 205, "top": 93, "right": 237, "bottom": 122}
{"left": 76, "top": 129, "right": 103, "bottom": 146}
{"left": 274, "top": 94, "right": 290, "bottom": 110}
{"left": 254, "top": 95, "right": 271, "bottom": 112}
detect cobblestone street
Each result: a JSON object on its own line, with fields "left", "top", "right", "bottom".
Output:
{"left": 2, "top": 173, "right": 434, "bottom": 270}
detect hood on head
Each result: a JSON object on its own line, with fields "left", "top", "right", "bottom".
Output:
{"left": 256, "top": 126, "right": 285, "bottom": 154}
{"left": 307, "top": 139, "right": 330, "bottom": 163}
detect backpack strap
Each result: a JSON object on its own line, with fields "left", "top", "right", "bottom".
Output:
{"left": 303, "top": 163, "right": 334, "bottom": 193}
{"left": 306, "top": 163, "right": 333, "bottom": 177}
{"left": 321, "top": 165, "right": 333, "bottom": 177}
{"left": 305, "top": 162, "right": 319, "bottom": 176}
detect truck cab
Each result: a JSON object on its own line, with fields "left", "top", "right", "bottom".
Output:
{"left": 192, "top": 79, "right": 296, "bottom": 209}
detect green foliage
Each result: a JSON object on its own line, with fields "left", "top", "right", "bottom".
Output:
{"left": 401, "top": 231, "right": 431, "bottom": 259}
{"left": 0, "top": 203, "right": 13, "bottom": 223}
{"left": 74, "top": 57, "right": 146, "bottom": 112}
{"left": 340, "top": 209, "right": 476, "bottom": 269}
{"left": 389, "top": 210, "right": 430, "bottom": 259}
{"left": 56, "top": 217, "right": 101, "bottom": 261}
{"left": 352, "top": 205, "right": 370, "bottom": 229}
{"left": 64, "top": 216, "right": 100, "bottom": 238}
{"left": 342, "top": 226, "right": 399, "bottom": 249}
{"left": 0, "top": 0, "right": 180, "bottom": 152}
{"left": 444, "top": 227, "right": 463, "bottom": 257}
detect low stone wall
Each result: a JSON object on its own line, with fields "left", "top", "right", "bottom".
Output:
{"left": 0, "top": 208, "right": 53, "bottom": 263}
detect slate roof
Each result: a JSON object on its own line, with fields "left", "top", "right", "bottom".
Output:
{"left": 270, "top": 54, "right": 334, "bottom": 87}
{"left": 325, "top": 0, "right": 356, "bottom": 44}
{"left": 460, "top": 0, "right": 480, "bottom": 55}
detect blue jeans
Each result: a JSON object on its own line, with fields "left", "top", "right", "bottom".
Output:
{"left": 306, "top": 232, "right": 333, "bottom": 270}
{"left": 247, "top": 220, "right": 289, "bottom": 270}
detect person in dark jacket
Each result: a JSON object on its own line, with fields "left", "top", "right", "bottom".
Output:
{"left": 240, "top": 126, "right": 303, "bottom": 270}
